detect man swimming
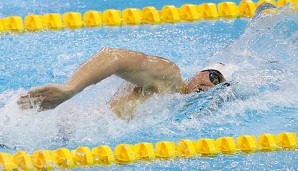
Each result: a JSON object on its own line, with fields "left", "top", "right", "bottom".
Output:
{"left": 17, "top": 3, "right": 279, "bottom": 120}
{"left": 17, "top": 48, "right": 226, "bottom": 120}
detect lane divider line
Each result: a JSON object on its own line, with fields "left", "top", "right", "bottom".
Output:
{"left": 0, "top": 132, "right": 297, "bottom": 170}
{"left": 0, "top": 0, "right": 297, "bottom": 34}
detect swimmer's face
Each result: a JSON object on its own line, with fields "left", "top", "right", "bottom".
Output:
{"left": 186, "top": 70, "right": 226, "bottom": 93}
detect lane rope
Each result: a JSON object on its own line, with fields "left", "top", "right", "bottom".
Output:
{"left": 0, "top": 0, "right": 297, "bottom": 33}
{"left": 0, "top": 132, "right": 297, "bottom": 170}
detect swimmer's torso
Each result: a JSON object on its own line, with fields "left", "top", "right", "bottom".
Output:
{"left": 110, "top": 55, "right": 183, "bottom": 120}
{"left": 110, "top": 83, "right": 155, "bottom": 120}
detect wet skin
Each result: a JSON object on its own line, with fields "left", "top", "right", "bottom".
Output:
{"left": 18, "top": 48, "right": 226, "bottom": 120}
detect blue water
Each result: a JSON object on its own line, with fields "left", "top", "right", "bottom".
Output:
{"left": 1, "top": 0, "right": 298, "bottom": 170}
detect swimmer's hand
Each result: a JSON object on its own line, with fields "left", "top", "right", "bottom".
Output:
{"left": 17, "top": 84, "right": 74, "bottom": 111}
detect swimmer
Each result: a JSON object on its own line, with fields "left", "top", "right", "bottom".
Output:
{"left": 18, "top": 48, "right": 227, "bottom": 120}
{"left": 17, "top": 3, "right": 278, "bottom": 120}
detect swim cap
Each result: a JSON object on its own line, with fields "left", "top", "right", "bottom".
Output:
{"left": 203, "top": 63, "right": 239, "bottom": 80}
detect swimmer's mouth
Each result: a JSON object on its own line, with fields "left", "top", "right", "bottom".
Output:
{"left": 222, "top": 82, "right": 231, "bottom": 87}
{"left": 195, "top": 88, "right": 203, "bottom": 93}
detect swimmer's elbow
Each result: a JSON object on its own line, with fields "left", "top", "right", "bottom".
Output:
{"left": 98, "top": 47, "right": 117, "bottom": 55}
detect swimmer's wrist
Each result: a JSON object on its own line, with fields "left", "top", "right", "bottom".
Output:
{"left": 64, "top": 84, "right": 80, "bottom": 97}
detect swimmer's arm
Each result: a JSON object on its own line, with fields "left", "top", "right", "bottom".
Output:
{"left": 18, "top": 47, "right": 182, "bottom": 110}
{"left": 65, "top": 47, "right": 181, "bottom": 95}
{"left": 65, "top": 47, "right": 127, "bottom": 95}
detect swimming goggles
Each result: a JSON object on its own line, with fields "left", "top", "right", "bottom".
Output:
{"left": 201, "top": 69, "right": 222, "bottom": 86}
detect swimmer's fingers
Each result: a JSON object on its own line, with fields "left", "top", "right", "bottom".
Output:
{"left": 37, "top": 105, "right": 52, "bottom": 112}
{"left": 38, "top": 103, "right": 56, "bottom": 112}
{"left": 17, "top": 96, "right": 43, "bottom": 106}
{"left": 27, "top": 87, "right": 49, "bottom": 96}
{"left": 17, "top": 99, "right": 33, "bottom": 109}
{"left": 19, "top": 92, "right": 43, "bottom": 100}
{"left": 17, "top": 96, "right": 43, "bottom": 109}
{"left": 38, "top": 106, "right": 44, "bottom": 112}
{"left": 17, "top": 92, "right": 43, "bottom": 106}
{"left": 18, "top": 84, "right": 69, "bottom": 111}
{"left": 17, "top": 86, "right": 48, "bottom": 108}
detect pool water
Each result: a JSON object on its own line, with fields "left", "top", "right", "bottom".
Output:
{"left": 0, "top": 0, "right": 298, "bottom": 170}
